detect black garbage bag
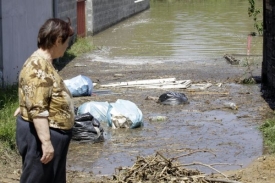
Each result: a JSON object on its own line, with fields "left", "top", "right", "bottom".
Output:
{"left": 72, "top": 112, "right": 104, "bottom": 142}
{"left": 158, "top": 91, "right": 189, "bottom": 105}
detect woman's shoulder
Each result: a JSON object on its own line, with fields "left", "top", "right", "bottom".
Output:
{"left": 23, "top": 52, "right": 52, "bottom": 70}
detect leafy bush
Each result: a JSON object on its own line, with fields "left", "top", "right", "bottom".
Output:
{"left": 248, "top": 0, "right": 263, "bottom": 35}
{"left": 0, "top": 85, "right": 18, "bottom": 149}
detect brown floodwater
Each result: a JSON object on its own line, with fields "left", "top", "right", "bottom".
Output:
{"left": 86, "top": 0, "right": 263, "bottom": 64}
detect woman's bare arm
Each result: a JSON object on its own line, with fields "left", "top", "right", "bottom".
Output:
{"left": 33, "top": 117, "right": 54, "bottom": 164}
{"left": 13, "top": 107, "right": 20, "bottom": 116}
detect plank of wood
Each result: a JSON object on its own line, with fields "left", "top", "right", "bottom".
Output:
{"left": 100, "top": 78, "right": 177, "bottom": 87}
{"left": 189, "top": 91, "right": 229, "bottom": 95}
{"left": 120, "top": 84, "right": 191, "bottom": 89}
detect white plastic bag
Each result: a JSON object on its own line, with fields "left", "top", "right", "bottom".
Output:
{"left": 77, "top": 101, "right": 110, "bottom": 123}
{"left": 64, "top": 75, "right": 93, "bottom": 97}
{"left": 107, "top": 99, "right": 143, "bottom": 129}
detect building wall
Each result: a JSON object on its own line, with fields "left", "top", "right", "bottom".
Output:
{"left": 54, "top": 0, "right": 77, "bottom": 42}
{"left": 86, "top": 0, "right": 150, "bottom": 35}
{"left": 0, "top": 0, "right": 148, "bottom": 85}
{"left": 0, "top": 0, "right": 77, "bottom": 85}
{"left": 1, "top": 0, "right": 52, "bottom": 85}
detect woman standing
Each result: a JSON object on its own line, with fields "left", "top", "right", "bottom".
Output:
{"left": 15, "top": 18, "right": 75, "bottom": 183}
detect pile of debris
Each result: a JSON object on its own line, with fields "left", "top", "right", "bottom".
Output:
{"left": 112, "top": 152, "right": 242, "bottom": 183}
{"left": 223, "top": 54, "right": 240, "bottom": 65}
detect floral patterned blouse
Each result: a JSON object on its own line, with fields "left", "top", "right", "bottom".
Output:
{"left": 18, "top": 51, "right": 75, "bottom": 130}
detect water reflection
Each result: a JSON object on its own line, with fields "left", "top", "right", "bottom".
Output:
{"left": 88, "top": 0, "right": 263, "bottom": 64}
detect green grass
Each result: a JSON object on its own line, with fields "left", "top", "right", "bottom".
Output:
{"left": 54, "top": 36, "right": 95, "bottom": 71}
{"left": 260, "top": 117, "right": 275, "bottom": 153}
{"left": 67, "top": 37, "right": 94, "bottom": 56}
{"left": 0, "top": 85, "right": 18, "bottom": 150}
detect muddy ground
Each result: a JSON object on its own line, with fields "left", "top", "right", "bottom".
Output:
{"left": 1, "top": 55, "right": 275, "bottom": 183}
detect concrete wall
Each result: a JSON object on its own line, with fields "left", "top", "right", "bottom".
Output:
{"left": 86, "top": 0, "right": 150, "bottom": 36}
{"left": 54, "top": 0, "right": 77, "bottom": 43}
{"left": 1, "top": 0, "right": 52, "bottom": 85}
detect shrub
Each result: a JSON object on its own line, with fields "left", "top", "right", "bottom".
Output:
{"left": 0, "top": 85, "right": 18, "bottom": 149}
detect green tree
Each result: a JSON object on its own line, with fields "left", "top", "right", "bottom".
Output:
{"left": 248, "top": 0, "right": 263, "bottom": 35}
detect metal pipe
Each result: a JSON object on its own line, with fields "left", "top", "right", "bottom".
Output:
{"left": 53, "top": 0, "right": 58, "bottom": 18}
{"left": 0, "top": 0, "right": 3, "bottom": 87}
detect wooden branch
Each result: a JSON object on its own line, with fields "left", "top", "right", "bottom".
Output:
{"left": 205, "top": 177, "right": 243, "bottom": 183}
{"left": 209, "top": 163, "right": 243, "bottom": 168}
{"left": 156, "top": 151, "right": 170, "bottom": 163}
{"left": 159, "top": 166, "right": 167, "bottom": 177}
{"left": 180, "top": 162, "right": 229, "bottom": 179}
{"left": 188, "top": 91, "right": 229, "bottom": 95}
{"left": 172, "top": 149, "right": 216, "bottom": 160}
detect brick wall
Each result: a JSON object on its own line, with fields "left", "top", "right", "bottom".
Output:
{"left": 86, "top": 0, "right": 150, "bottom": 35}
{"left": 54, "top": 0, "right": 77, "bottom": 41}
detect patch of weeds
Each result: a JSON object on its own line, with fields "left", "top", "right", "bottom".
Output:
{"left": 67, "top": 37, "right": 95, "bottom": 56}
{"left": 54, "top": 36, "right": 95, "bottom": 71}
{"left": 0, "top": 85, "right": 18, "bottom": 150}
{"left": 238, "top": 57, "right": 260, "bottom": 84}
{"left": 260, "top": 118, "right": 275, "bottom": 153}
{"left": 241, "top": 77, "right": 257, "bottom": 84}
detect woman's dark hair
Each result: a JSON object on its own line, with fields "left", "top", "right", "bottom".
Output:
{"left": 37, "top": 18, "right": 74, "bottom": 49}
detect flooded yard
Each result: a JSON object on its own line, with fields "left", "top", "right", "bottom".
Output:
{"left": 59, "top": 0, "right": 269, "bottom": 180}
{"left": 62, "top": 58, "right": 269, "bottom": 177}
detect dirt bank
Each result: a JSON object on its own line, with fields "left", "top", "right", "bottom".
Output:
{"left": 0, "top": 54, "right": 274, "bottom": 183}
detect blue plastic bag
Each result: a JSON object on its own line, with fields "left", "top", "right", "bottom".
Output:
{"left": 107, "top": 99, "right": 143, "bottom": 129}
{"left": 64, "top": 75, "right": 93, "bottom": 97}
{"left": 77, "top": 101, "right": 110, "bottom": 123}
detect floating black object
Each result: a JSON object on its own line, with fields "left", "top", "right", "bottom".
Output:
{"left": 158, "top": 92, "right": 189, "bottom": 105}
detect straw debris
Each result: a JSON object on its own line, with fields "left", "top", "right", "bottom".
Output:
{"left": 112, "top": 152, "right": 242, "bottom": 183}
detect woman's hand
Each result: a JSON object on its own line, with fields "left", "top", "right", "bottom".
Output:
{"left": 14, "top": 107, "right": 20, "bottom": 117}
{"left": 40, "top": 140, "right": 54, "bottom": 164}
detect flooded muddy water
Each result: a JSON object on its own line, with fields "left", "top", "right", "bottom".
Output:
{"left": 68, "top": 108, "right": 262, "bottom": 175}
{"left": 67, "top": 82, "right": 265, "bottom": 176}
{"left": 65, "top": 0, "right": 266, "bottom": 178}
{"left": 86, "top": 0, "right": 263, "bottom": 64}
